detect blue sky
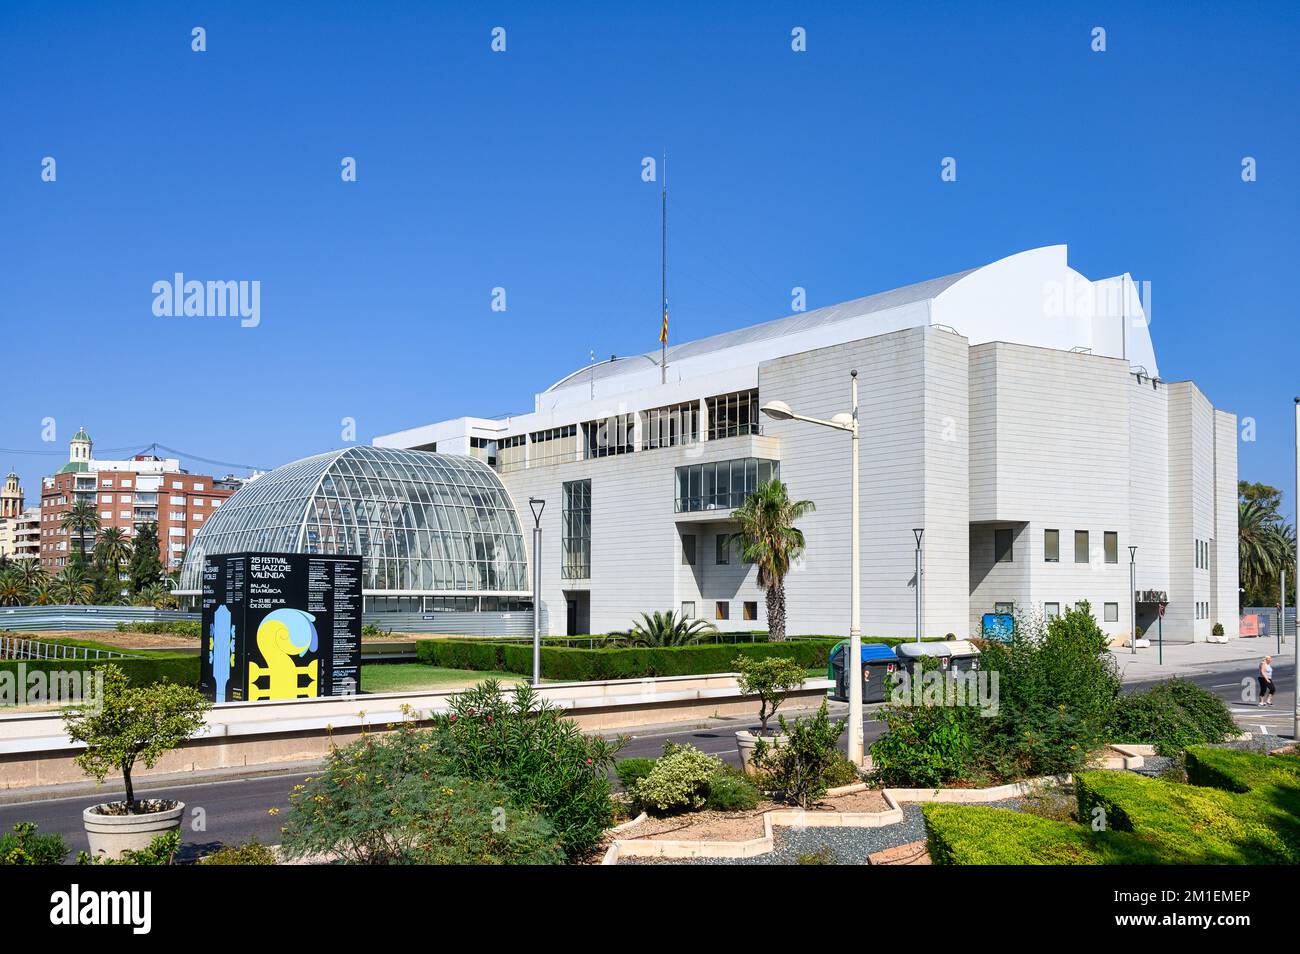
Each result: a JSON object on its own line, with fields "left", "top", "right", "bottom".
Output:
{"left": 2, "top": 1, "right": 1297, "bottom": 517}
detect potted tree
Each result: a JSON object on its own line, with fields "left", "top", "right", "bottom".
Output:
{"left": 733, "top": 654, "right": 806, "bottom": 775}
{"left": 63, "top": 665, "right": 209, "bottom": 860}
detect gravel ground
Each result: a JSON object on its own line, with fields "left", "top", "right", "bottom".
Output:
{"left": 621, "top": 804, "right": 929, "bottom": 865}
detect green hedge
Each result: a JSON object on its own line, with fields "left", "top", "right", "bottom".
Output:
{"left": 416, "top": 639, "right": 839, "bottom": 681}
{"left": 0, "top": 655, "right": 199, "bottom": 689}
{"left": 115, "top": 620, "right": 200, "bottom": 638}
{"left": 1184, "top": 745, "right": 1300, "bottom": 793}
{"left": 1075, "top": 767, "right": 1300, "bottom": 864}
{"left": 923, "top": 803, "right": 1164, "bottom": 865}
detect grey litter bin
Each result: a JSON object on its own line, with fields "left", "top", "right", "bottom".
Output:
{"left": 895, "top": 639, "right": 982, "bottom": 677}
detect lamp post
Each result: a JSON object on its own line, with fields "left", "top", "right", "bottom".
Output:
{"left": 1129, "top": 546, "right": 1138, "bottom": 655}
{"left": 913, "top": 529, "right": 924, "bottom": 643}
{"left": 761, "top": 370, "right": 862, "bottom": 764}
{"left": 528, "top": 497, "right": 545, "bottom": 687}
{"left": 1292, "top": 397, "right": 1299, "bottom": 743}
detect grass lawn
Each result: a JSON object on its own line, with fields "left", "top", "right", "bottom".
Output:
{"left": 361, "top": 662, "right": 528, "bottom": 693}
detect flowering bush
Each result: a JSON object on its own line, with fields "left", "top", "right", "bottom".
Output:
{"left": 430, "top": 680, "right": 624, "bottom": 860}
{"left": 633, "top": 744, "right": 723, "bottom": 813}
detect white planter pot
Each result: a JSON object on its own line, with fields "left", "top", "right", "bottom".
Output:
{"left": 735, "top": 730, "right": 785, "bottom": 776}
{"left": 82, "top": 800, "right": 184, "bottom": 861}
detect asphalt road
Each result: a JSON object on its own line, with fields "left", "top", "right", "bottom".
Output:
{"left": 2, "top": 661, "right": 1293, "bottom": 860}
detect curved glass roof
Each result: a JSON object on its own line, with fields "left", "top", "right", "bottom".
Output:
{"left": 177, "top": 446, "right": 529, "bottom": 595}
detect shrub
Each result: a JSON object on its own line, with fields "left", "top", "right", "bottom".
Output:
{"left": 0, "top": 822, "right": 67, "bottom": 865}
{"left": 633, "top": 744, "right": 721, "bottom": 814}
{"left": 1, "top": 654, "right": 199, "bottom": 689}
{"left": 754, "top": 701, "right": 846, "bottom": 808}
{"left": 1109, "top": 678, "right": 1238, "bottom": 755}
{"left": 430, "top": 680, "right": 623, "bottom": 859}
{"left": 117, "top": 620, "right": 200, "bottom": 638}
{"left": 614, "top": 757, "right": 656, "bottom": 791}
{"left": 798, "top": 846, "right": 836, "bottom": 865}
{"left": 822, "top": 754, "right": 861, "bottom": 789}
{"left": 1075, "top": 769, "right": 1300, "bottom": 864}
{"left": 1212, "top": 622, "right": 1225, "bottom": 637}
{"left": 62, "top": 665, "right": 210, "bottom": 812}
{"left": 923, "top": 803, "right": 1164, "bottom": 865}
{"left": 704, "top": 764, "right": 762, "bottom": 812}
{"left": 78, "top": 830, "right": 181, "bottom": 865}
{"left": 1184, "top": 745, "right": 1300, "bottom": 793}
{"left": 870, "top": 702, "right": 978, "bottom": 788}
{"left": 279, "top": 722, "right": 563, "bottom": 865}
{"left": 734, "top": 654, "right": 806, "bottom": 735}
{"left": 201, "top": 840, "right": 278, "bottom": 865}
{"left": 416, "top": 638, "right": 838, "bottom": 681}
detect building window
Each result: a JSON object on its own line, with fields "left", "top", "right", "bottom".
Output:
{"left": 994, "top": 601, "right": 1013, "bottom": 614}
{"left": 561, "top": 479, "right": 591, "bottom": 580}
{"left": 1104, "top": 531, "right": 1118, "bottom": 564}
{"left": 495, "top": 434, "right": 527, "bottom": 474}
{"left": 582, "top": 414, "right": 635, "bottom": 459}
{"left": 528, "top": 424, "right": 579, "bottom": 468}
{"left": 1044, "top": 602, "right": 1060, "bottom": 621}
{"left": 674, "top": 458, "right": 778, "bottom": 513}
{"left": 682, "top": 534, "right": 696, "bottom": 565}
{"left": 681, "top": 601, "right": 695, "bottom": 619}
{"left": 743, "top": 601, "right": 758, "bottom": 621}
{"left": 715, "top": 534, "right": 730, "bottom": 565}
{"left": 469, "top": 436, "right": 497, "bottom": 468}
{"left": 1104, "top": 602, "right": 1119, "bottom": 622}
{"left": 706, "top": 390, "right": 759, "bottom": 440}
{"left": 994, "top": 528, "right": 1013, "bottom": 563}
{"left": 715, "top": 601, "right": 730, "bottom": 621}
{"left": 1074, "top": 530, "right": 1089, "bottom": 564}
{"left": 643, "top": 401, "right": 699, "bottom": 450}
{"left": 1044, "top": 529, "right": 1059, "bottom": 563}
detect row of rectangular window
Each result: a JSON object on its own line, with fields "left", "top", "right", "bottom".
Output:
{"left": 1195, "top": 538, "right": 1212, "bottom": 570}
{"left": 491, "top": 390, "right": 762, "bottom": 474}
{"left": 996, "top": 528, "right": 1120, "bottom": 564}
{"left": 681, "top": 532, "right": 752, "bottom": 566}
{"left": 679, "top": 600, "right": 758, "bottom": 621}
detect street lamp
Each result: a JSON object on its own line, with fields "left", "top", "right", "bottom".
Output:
{"left": 761, "top": 369, "right": 862, "bottom": 764}
{"left": 1129, "top": 545, "right": 1138, "bottom": 656}
{"left": 528, "top": 497, "right": 545, "bottom": 687}
{"left": 913, "top": 529, "right": 924, "bottom": 644}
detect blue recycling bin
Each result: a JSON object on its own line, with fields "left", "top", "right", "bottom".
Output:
{"left": 829, "top": 641, "right": 898, "bottom": 703}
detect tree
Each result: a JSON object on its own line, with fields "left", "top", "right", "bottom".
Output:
{"left": 62, "top": 666, "right": 209, "bottom": 814}
{"left": 59, "top": 501, "right": 100, "bottom": 567}
{"left": 732, "top": 479, "right": 814, "bottom": 641}
{"left": 51, "top": 565, "right": 93, "bottom": 605}
{"left": 0, "top": 569, "right": 24, "bottom": 607}
{"left": 734, "top": 654, "right": 806, "bottom": 736}
{"left": 1239, "top": 486, "right": 1296, "bottom": 607}
{"left": 127, "top": 522, "right": 164, "bottom": 594}
{"left": 92, "top": 527, "right": 132, "bottom": 605}
{"left": 621, "top": 610, "right": 717, "bottom": 647}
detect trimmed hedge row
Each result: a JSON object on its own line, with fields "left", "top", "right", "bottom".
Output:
{"left": 0, "top": 655, "right": 199, "bottom": 688}
{"left": 922, "top": 803, "right": 1163, "bottom": 865}
{"left": 1184, "top": 745, "right": 1300, "bottom": 793}
{"left": 1074, "top": 766, "right": 1300, "bottom": 864}
{"left": 416, "top": 639, "right": 839, "bottom": 681}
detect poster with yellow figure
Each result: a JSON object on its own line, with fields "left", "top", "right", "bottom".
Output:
{"left": 200, "top": 553, "right": 362, "bottom": 702}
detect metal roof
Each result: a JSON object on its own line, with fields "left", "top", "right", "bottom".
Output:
{"left": 546, "top": 267, "right": 975, "bottom": 393}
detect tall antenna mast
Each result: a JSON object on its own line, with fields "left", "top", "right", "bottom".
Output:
{"left": 660, "top": 152, "right": 668, "bottom": 385}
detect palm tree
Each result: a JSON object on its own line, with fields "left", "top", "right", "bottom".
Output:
{"left": 14, "top": 560, "right": 47, "bottom": 592}
{"left": 27, "top": 575, "right": 55, "bottom": 606}
{"left": 0, "top": 569, "right": 24, "bottom": 607}
{"left": 51, "top": 565, "right": 93, "bottom": 605}
{"left": 622, "top": 610, "right": 717, "bottom": 647}
{"left": 60, "top": 500, "right": 100, "bottom": 567}
{"left": 732, "top": 479, "right": 815, "bottom": 641}
{"left": 1239, "top": 498, "right": 1296, "bottom": 605}
{"left": 132, "top": 582, "right": 176, "bottom": 609}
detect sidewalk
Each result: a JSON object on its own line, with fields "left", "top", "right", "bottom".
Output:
{"left": 1111, "top": 637, "right": 1296, "bottom": 682}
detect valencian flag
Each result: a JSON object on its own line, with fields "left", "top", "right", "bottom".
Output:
{"left": 660, "top": 305, "right": 668, "bottom": 344}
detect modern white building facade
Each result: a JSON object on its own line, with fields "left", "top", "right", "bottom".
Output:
{"left": 370, "top": 245, "right": 1237, "bottom": 641}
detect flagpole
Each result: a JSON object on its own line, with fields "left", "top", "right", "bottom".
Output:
{"left": 661, "top": 151, "right": 667, "bottom": 385}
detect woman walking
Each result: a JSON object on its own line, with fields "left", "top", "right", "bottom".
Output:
{"left": 1258, "top": 656, "right": 1275, "bottom": 707}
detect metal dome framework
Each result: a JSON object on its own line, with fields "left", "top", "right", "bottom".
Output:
{"left": 177, "top": 446, "right": 529, "bottom": 597}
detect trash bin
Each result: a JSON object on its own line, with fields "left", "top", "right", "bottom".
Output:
{"left": 829, "top": 642, "right": 899, "bottom": 703}
{"left": 894, "top": 640, "right": 982, "bottom": 676}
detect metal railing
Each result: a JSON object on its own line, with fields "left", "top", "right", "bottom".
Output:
{"left": 0, "top": 635, "right": 136, "bottom": 661}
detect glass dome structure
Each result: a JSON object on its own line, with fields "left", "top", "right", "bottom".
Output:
{"left": 177, "top": 446, "right": 529, "bottom": 598}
